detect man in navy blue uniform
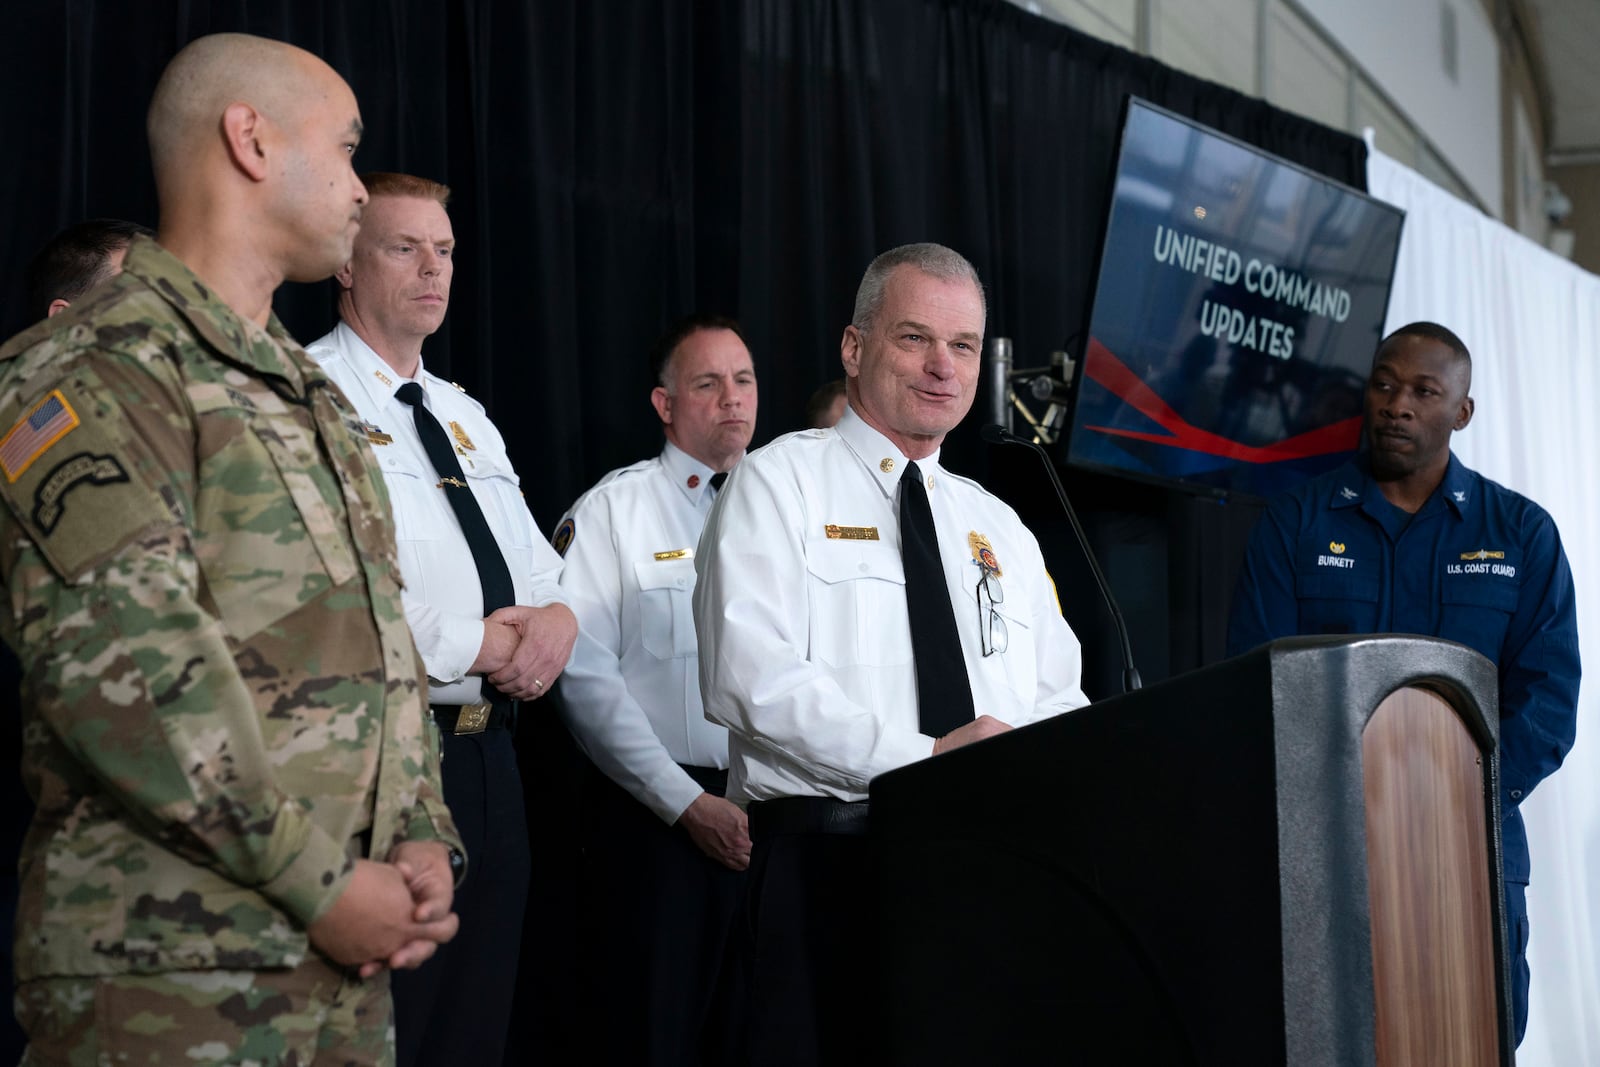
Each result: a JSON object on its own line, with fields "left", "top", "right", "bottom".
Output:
{"left": 1228, "top": 320, "right": 1579, "bottom": 1046}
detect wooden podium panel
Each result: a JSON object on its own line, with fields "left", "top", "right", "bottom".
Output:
{"left": 1364, "top": 687, "right": 1499, "bottom": 1066}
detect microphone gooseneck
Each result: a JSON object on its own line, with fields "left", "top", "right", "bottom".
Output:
{"left": 981, "top": 424, "right": 1142, "bottom": 693}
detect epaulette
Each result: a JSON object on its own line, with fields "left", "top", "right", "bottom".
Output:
{"left": 582, "top": 458, "right": 658, "bottom": 497}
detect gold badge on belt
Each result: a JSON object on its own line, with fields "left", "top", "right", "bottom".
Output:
{"left": 455, "top": 703, "right": 491, "bottom": 734}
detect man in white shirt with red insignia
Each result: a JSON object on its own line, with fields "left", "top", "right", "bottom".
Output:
{"left": 555, "top": 314, "right": 757, "bottom": 1065}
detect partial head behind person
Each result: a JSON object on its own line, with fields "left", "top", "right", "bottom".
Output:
{"left": 1365, "top": 321, "right": 1474, "bottom": 483}
{"left": 147, "top": 32, "right": 368, "bottom": 289}
{"left": 25, "top": 219, "right": 154, "bottom": 320}
{"left": 840, "top": 243, "right": 986, "bottom": 460}
{"left": 334, "top": 173, "right": 455, "bottom": 373}
{"left": 806, "top": 378, "right": 847, "bottom": 429}
{"left": 649, "top": 313, "right": 757, "bottom": 474}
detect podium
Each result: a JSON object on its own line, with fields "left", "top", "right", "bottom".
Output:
{"left": 870, "top": 636, "right": 1513, "bottom": 1065}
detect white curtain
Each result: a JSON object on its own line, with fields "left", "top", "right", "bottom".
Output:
{"left": 1367, "top": 147, "right": 1600, "bottom": 1065}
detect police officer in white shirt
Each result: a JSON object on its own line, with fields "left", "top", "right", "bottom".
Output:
{"left": 555, "top": 314, "right": 755, "bottom": 1065}
{"left": 306, "top": 172, "right": 578, "bottom": 1067}
{"left": 693, "top": 244, "right": 1089, "bottom": 1065}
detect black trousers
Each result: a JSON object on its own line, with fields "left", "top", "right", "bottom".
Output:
{"left": 393, "top": 727, "right": 530, "bottom": 1067}
{"left": 577, "top": 764, "right": 745, "bottom": 1067}
{"left": 741, "top": 827, "right": 876, "bottom": 1067}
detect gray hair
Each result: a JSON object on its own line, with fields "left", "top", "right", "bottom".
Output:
{"left": 851, "top": 243, "right": 985, "bottom": 331}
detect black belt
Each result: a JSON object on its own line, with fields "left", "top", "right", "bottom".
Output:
{"left": 431, "top": 702, "right": 515, "bottom": 734}
{"left": 748, "top": 796, "right": 869, "bottom": 838}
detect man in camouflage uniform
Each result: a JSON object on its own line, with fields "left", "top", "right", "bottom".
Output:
{"left": 0, "top": 33, "right": 463, "bottom": 1066}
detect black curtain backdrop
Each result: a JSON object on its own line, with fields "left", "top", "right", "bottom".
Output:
{"left": 1, "top": 0, "right": 1367, "bottom": 1059}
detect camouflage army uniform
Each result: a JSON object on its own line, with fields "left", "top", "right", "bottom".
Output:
{"left": 0, "top": 237, "right": 462, "bottom": 1065}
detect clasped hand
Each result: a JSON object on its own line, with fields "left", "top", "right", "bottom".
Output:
{"left": 473, "top": 603, "right": 579, "bottom": 700}
{"left": 307, "top": 842, "right": 459, "bottom": 977}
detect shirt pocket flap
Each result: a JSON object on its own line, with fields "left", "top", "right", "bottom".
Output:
{"left": 634, "top": 556, "right": 696, "bottom": 593}
{"left": 373, "top": 447, "right": 432, "bottom": 481}
{"left": 251, "top": 424, "right": 357, "bottom": 588}
{"left": 805, "top": 540, "right": 905, "bottom": 586}
{"left": 462, "top": 450, "right": 517, "bottom": 482}
{"left": 1442, "top": 576, "right": 1520, "bottom": 612}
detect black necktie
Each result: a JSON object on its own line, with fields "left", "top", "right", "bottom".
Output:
{"left": 709, "top": 471, "right": 728, "bottom": 492}
{"left": 900, "top": 461, "right": 977, "bottom": 737}
{"left": 395, "top": 382, "right": 516, "bottom": 617}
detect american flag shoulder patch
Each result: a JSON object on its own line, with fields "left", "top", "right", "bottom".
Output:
{"left": 1, "top": 390, "right": 81, "bottom": 482}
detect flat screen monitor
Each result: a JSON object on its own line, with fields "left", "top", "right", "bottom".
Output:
{"left": 1064, "top": 98, "right": 1404, "bottom": 501}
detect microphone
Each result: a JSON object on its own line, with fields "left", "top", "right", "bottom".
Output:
{"left": 985, "top": 336, "right": 1013, "bottom": 433}
{"left": 980, "top": 423, "right": 1142, "bottom": 693}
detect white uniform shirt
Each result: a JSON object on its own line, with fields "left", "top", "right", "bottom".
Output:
{"left": 556, "top": 444, "right": 734, "bottom": 824}
{"left": 694, "top": 406, "right": 1089, "bottom": 804}
{"left": 308, "top": 321, "right": 566, "bottom": 705}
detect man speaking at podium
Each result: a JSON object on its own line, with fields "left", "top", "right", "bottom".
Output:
{"left": 1228, "top": 321, "right": 1580, "bottom": 1046}
{"left": 693, "top": 243, "right": 1090, "bottom": 1065}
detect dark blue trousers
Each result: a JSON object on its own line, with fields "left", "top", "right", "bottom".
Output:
{"left": 576, "top": 765, "right": 745, "bottom": 1066}
{"left": 1506, "top": 879, "right": 1530, "bottom": 1046}
{"left": 393, "top": 727, "right": 530, "bottom": 1067}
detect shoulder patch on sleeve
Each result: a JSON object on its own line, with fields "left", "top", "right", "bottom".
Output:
{"left": 0, "top": 380, "right": 174, "bottom": 580}
{"left": 552, "top": 516, "right": 575, "bottom": 557}
{"left": 1, "top": 390, "right": 80, "bottom": 481}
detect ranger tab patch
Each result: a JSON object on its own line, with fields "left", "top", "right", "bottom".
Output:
{"left": 33, "top": 452, "right": 129, "bottom": 534}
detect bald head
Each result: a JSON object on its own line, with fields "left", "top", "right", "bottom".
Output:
{"left": 152, "top": 35, "right": 310, "bottom": 178}
{"left": 143, "top": 33, "right": 368, "bottom": 309}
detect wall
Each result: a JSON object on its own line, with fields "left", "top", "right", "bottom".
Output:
{"left": 1549, "top": 162, "right": 1600, "bottom": 272}
{"left": 1297, "top": 0, "right": 1502, "bottom": 211}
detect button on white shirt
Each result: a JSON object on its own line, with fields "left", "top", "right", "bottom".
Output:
{"left": 308, "top": 321, "right": 566, "bottom": 705}
{"left": 694, "top": 406, "right": 1089, "bottom": 804}
{"left": 557, "top": 444, "right": 733, "bottom": 824}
